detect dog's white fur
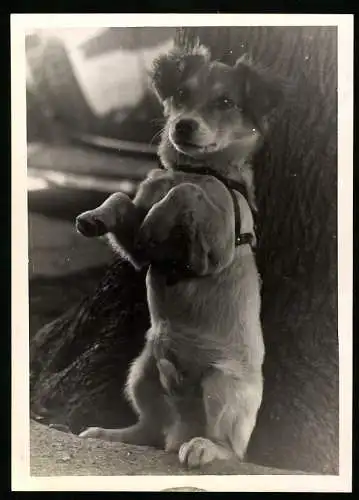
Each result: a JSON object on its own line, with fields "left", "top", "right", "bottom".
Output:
{"left": 77, "top": 171, "right": 263, "bottom": 467}
{"left": 75, "top": 47, "right": 286, "bottom": 468}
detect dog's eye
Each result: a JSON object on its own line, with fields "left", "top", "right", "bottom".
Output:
{"left": 173, "top": 87, "right": 189, "bottom": 105}
{"left": 213, "top": 96, "right": 236, "bottom": 110}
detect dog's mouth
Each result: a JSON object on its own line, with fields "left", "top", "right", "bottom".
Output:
{"left": 176, "top": 140, "right": 202, "bottom": 150}
{"left": 170, "top": 137, "right": 217, "bottom": 155}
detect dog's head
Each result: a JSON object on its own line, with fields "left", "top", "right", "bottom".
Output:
{"left": 150, "top": 44, "right": 286, "bottom": 158}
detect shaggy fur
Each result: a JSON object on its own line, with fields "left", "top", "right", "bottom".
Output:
{"left": 30, "top": 27, "right": 338, "bottom": 474}
{"left": 75, "top": 48, "right": 287, "bottom": 467}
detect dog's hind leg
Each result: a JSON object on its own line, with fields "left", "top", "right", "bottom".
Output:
{"left": 178, "top": 368, "right": 263, "bottom": 468}
{"left": 79, "top": 341, "right": 170, "bottom": 447}
{"left": 156, "top": 358, "right": 207, "bottom": 453}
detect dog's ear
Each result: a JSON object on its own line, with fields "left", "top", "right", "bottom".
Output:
{"left": 234, "top": 56, "right": 287, "bottom": 125}
{"left": 150, "top": 43, "right": 211, "bottom": 103}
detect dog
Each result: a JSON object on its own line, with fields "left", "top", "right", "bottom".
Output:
{"left": 75, "top": 44, "right": 285, "bottom": 468}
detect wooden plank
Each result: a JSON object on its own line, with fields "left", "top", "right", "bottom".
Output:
{"left": 28, "top": 167, "right": 138, "bottom": 194}
{"left": 27, "top": 142, "right": 156, "bottom": 181}
{"left": 72, "top": 133, "right": 158, "bottom": 155}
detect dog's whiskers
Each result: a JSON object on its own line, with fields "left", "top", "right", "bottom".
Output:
{"left": 150, "top": 117, "right": 166, "bottom": 125}
{"left": 150, "top": 127, "right": 165, "bottom": 146}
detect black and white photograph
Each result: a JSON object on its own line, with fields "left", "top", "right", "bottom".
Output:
{"left": 11, "top": 14, "right": 352, "bottom": 492}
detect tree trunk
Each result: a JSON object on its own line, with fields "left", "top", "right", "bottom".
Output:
{"left": 30, "top": 26, "right": 338, "bottom": 474}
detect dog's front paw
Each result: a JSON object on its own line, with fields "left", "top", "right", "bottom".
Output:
{"left": 179, "top": 437, "right": 232, "bottom": 468}
{"left": 136, "top": 204, "right": 178, "bottom": 261}
{"left": 79, "top": 426, "right": 106, "bottom": 440}
{"left": 76, "top": 192, "right": 134, "bottom": 239}
{"left": 141, "top": 203, "right": 176, "bottom": 245}
{"left": 76, "top": 212, "right": 108, "bottom": 238}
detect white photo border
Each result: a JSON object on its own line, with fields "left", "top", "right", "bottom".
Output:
{"left": 11, "top": 13, "right": 353, "bottom": 493}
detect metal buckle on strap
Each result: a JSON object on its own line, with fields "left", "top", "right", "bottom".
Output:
{"left": 235, "top": 232, "right": 254, "bottom": 247}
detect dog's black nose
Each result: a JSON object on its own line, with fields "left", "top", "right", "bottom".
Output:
{"left": 175, "top": 119, "right": 198, "bottom": 141}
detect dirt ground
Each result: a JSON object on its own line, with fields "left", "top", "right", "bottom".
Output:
{"left": 31, "top": 420, "right": 304, "bottom": 476}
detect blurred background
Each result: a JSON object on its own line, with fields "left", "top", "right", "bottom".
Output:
{"left": 27, "top": 26, "right": 340, "bottom": 476}
{"left": 27, "top": 27, "right": 177, "bottom": 289}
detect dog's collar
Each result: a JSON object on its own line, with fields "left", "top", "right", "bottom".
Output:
{"left": 158, "top": 160, "right": 255, "bottom": 249}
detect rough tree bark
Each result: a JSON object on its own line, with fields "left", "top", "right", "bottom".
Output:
{"left": 30, "top": 26, "right": 338, "bottom": 474}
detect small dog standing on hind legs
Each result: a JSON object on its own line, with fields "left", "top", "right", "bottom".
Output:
{"left": 76, "top": 43, "right": 286, "bottom": 468}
